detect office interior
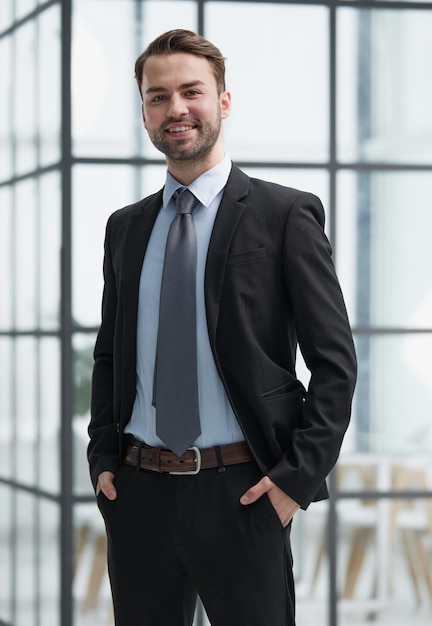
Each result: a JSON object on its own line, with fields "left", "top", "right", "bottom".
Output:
{"left": 1, "top": 0, "right": 432, "bottom": 625}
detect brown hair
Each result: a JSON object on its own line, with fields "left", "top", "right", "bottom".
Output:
{"left": 134, "top": 29, "right": 226, "bottom": 98}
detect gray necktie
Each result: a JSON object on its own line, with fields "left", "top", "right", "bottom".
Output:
{"left": 155, "top": 188, "right": 201, "bottom": 456}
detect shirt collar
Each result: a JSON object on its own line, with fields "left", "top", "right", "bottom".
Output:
{"left": 162, "top": 154, "right": 232, "bottom": 210}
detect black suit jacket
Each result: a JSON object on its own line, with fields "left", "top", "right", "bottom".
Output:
{"left": 89, "top": 164, "right": 357, "bottom": 509}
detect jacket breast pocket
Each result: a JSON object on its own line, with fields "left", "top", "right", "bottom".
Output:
{"left": 226, "top": 246, "right": 266, "bottom": 266}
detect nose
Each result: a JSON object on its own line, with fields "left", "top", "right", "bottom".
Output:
{"left": 167, "top": 93, "right": 189, "bottom": 118}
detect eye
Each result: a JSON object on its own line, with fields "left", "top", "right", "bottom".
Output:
{"left": 185, "top": 90, "right": 200, "bottom": 97}
{"left": 148, "top": 94, "right": 167, "bottom": 104}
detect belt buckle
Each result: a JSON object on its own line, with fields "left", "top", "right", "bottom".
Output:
{"left": 169, "top": 446, "right": 202, "bottom": 475}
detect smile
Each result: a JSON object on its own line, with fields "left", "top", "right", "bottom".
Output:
{"left": 166, "top": 126, "right": 195, "bottom": 133}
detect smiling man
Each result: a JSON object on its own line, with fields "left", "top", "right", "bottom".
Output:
{"left": 88, "top": 29, "right": 357, "bottom": 626}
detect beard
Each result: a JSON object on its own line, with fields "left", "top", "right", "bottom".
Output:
{"left": 148, "top": 107, "right": 222, "bottom": 164}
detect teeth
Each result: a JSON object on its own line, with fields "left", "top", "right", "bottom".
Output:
{"left": 168, "top": 126, "right": 193, "bottom": 133}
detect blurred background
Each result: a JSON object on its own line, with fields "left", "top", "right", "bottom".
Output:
{"left": 1, "top": 0, "right": 432, "bottom": 625}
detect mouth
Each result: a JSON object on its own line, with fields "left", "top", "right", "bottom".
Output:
{"left": 165, "top": 124, "right": 197, "bottom": 134}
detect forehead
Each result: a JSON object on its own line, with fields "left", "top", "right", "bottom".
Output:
{"left": 141, "top": 52, "right": 217, "bottom": 92}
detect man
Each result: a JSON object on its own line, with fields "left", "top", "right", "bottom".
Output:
{"left": 88, "top": 28, "right": 357, "bottom": 626}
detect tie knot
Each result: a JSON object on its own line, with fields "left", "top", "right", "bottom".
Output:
{"left": 174, "top": 188, "right": 198, "bottom": 215}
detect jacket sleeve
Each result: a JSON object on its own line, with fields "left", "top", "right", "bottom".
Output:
{"left": 87, "top": 215, "right": 121, "bottom": 490}
{"left": 267, "top": 191, "right": 357, "bottom": 508}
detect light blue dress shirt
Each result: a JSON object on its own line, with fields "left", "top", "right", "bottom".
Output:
{"left": 124, "top": 155, "right": 245, "bottom": 448}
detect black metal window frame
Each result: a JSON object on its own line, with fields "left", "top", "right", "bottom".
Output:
{"left": 1, "top": 1, "right": 432, "bottom": 625}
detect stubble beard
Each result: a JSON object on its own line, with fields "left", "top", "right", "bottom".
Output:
{"left": 149, "top": 108, "right": 222, "bottom": 165}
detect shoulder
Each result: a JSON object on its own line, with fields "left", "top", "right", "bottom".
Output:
{"left": 108, "top": 189, "right": 163, "bottom": 226}
{"left": 229, "top": 164, "right": 325, "bottom": 226}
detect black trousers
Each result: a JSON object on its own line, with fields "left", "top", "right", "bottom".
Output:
{"left": 97, "top": 461, "right": 296, "bottom": 626}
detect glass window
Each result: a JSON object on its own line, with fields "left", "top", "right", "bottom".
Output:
{"left": 331, "top": 478, "right": 432, "bottom": 622}
{"left": 15, "top": 0, "right": 38, "bottom": 22}
{"left": 293, "top": 503, "right": 330, "bottom": 619}
{"left": 39, "top": 4, "right": 61, "bottom": 167}
{"left": 344, "top": 334, "right": 432, "bottom": 455}
{"left": 0, "top": 1, "right": 13, "bottom": 32}
{"left": 0, "top": 338, "right": 13, "bottom": 479}
{"left": 15, "top": 178, "right": 38, "bottom": 330}
{"left": 337, "top": 9, "right": 432, "bottom": 164}
{"left": 136, "top": 0, "right": 197, "bottom": 44}
{"left": 39, "top": 172, "right": 61, "bottom": 330}
{"left": 0, "top": 36, "right": 13, "bottom": 181}
{"left": 206, "top": 2, "right": 329, "bottom": 163}
{"left": 39, "top": 338, "right": 61, "bottom": 494}
{"left": 39, "top": 500, "right": 61, "bottom": 625}
{"left": 15, "top": 337, "right": 37, "bottom": 486}
{"left": 12, "top": 337, "right": 60, "bottom": 491}
{"left": 138, "top": 164, "right": 167, "bottom": 197}
{"left": 337, "top": 171, "right": 432, "bottom": 328}
{"left": 15, "top": 492, "right": 37, "bottom": 625}
{"left": 73, "top": 333, "right": 96, "bottom": 496}
{"left": 73, "top": 503, "right": 111, "bottom": 621}
{"left": 14, "top": 20, "right": 38, "bottom": 176}
{"left": 0, "top": 485, "right": 13, "bottom": 623}
{"left": 73, "top": 164, "right": 140, "bottom": 326}
{"left": 72, "top": 0, "right": 137, "bottom": 157}
{"left": 0, "top": 185, "right": 12, "bottom": 330}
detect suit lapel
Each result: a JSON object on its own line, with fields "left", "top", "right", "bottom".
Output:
{"left": 121, "top": 190, "right": 163, "bottom": 318}
{"left": 205, "top": 165, "right": 250, "bottom": 348}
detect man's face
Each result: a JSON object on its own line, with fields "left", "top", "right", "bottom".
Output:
{"left": 141, "top": 52, "right": 231, "bottom": 166}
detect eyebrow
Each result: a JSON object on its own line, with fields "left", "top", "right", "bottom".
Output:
{"left": 145, "top": 80, "right": 206, "bottom": 95}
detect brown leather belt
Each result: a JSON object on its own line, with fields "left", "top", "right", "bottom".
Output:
{"left": 123, "top": 436, "right": 254, "bottom": 475}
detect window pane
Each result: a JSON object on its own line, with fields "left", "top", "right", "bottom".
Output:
{"left": 138, "top": 164, "right": 167, "bottom": 196}
{"left": 73, "top": 333, "right": 95, "bottom": 496}
{"left": 39, "top": 338, "right": 61, "bottom": 494}
{"left": 332, "top": 471, "right": 432, "bottom": 623}
{"left": 206, "top": 2, "right": 329, "bottom": 162}
{"left": 338, "top": 9, "right": 432, "bottom": 164}
{"left": 15, "top": 20, "right": 37, "bottom": 175}
{"left": 72, "top": 0, "right": 136, "bottom": 157}
{"left": 0, "top": 1, "right": 13, "bottom": 31}
{"left": 15, "top": 492, "right": 37, "bottom": 625}
{"left": 294, "top": 504, "right": 330, "bottom": 621}
{"left": 345, "top": 335, "right": 432, "bottom": 455}
{"left": 39, "top": 500, "right": 61, "bottom": 625}
{"left": 39, "top": 4, "right": 61, "bottom": 167}
{"left": 39, "top": 172, "right": 61, "bottom": 330}
{"left": 337, "top": 171, "right": 432, "bottom": 328}
{"left": 0, "top": 36, "right": 13, "bottom": 181}
{"left": 9, "top": 174, "right": 60, "bottom": 332}
{"left": 0, "top": 186, "right": 12, "bottom": 330}
{"left": 0, "top": 485, "right": 13, "bottom": 622}
{"left": 73, "top": 503, "right": 112, "bottom": 620}
{"left": 15, "top": 179, "right": 37, "bottom": 329}
{"left": 136, "top": 0, "right": 197, "bottom": 42}
{"left": 73, "top": 165, "right": 138, "bottom": 326}
{"left": 0, "top": 338, "right": 13, "bottom": 480}
{"left": 15, "top": 337, "right": 37, "bottom": 485}
{"left": 15, "top": 0, "right": 37, "bottom": 22}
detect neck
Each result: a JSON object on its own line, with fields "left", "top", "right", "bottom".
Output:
{"left": 166, "top": 143, "right": 225, "bottom": 186}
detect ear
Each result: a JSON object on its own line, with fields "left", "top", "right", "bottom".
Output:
{"left": 220, "top": 90, "right": 232, "bottom": 120}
